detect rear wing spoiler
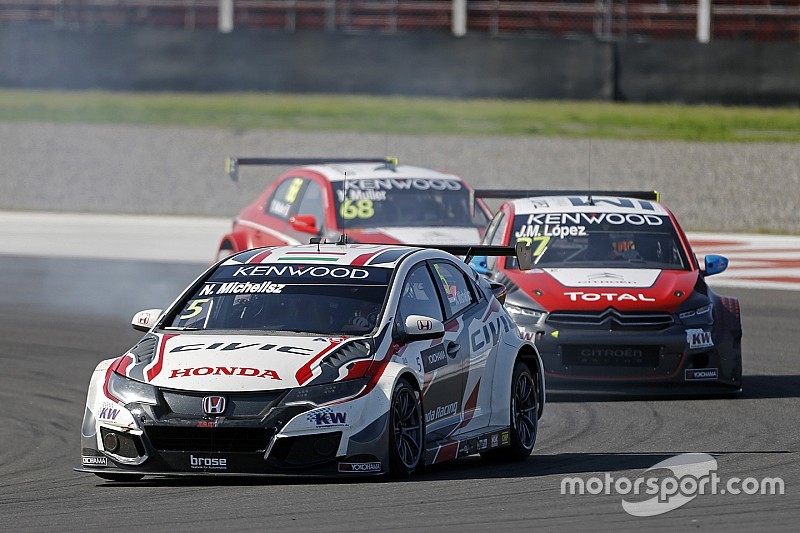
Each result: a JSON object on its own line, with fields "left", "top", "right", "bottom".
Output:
{"left": 225, "top": 156, "right": 398, "bottom": 182}
{"left": 311, "top": 238, "right": 532, "bottom": 270}
{"left": 475, "top": 189, "right": 660, "bottom": 202}
{"left": 409, "top": 242, "right": 532, "bottom": 271}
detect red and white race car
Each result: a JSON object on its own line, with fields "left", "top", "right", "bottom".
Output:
{"left": 217, "top": 157, "right": 492, "bottom": 260}
{"left": 472, "top": 190, "right": 743, "bottom": 394}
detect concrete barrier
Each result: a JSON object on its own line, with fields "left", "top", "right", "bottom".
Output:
{"left": 1, "top": 25, "right": 798, "bottom": 104}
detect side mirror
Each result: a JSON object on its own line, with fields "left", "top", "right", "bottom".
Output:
{"left": 703, "top": 254, "right": 728, "bottom": 277}
{"left": 290, "top": 214, "right": 319, "bottom": 235}
{"left": 394, "top": 314, "right": 445, "bottom": 342}
{"left": 132, "top": 309, "right": 163, "bottom": 332}
{"left": 469, "top": 255, "right": 489, "bottom": 275}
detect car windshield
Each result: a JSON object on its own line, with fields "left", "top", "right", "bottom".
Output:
{"left": 508, "top": 212, "right": 689, "bottom": 269}
{"left": 165, "top": 263, "right": 390, "bottom": 335}
{"left": 331, "top": 178, "right": 488, "bottom": 229}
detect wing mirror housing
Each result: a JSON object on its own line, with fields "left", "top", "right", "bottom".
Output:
{"left": 703, "top": 254, "right": 728, "bottom": 277}
{"left": 290, "top": 214, "right": 319, "bottom": 235}
{"left": 394, "top": 314, "right": 445, "bottom": 342}
{"left": 132, "top": 309, "right": 163, "bottom": 332}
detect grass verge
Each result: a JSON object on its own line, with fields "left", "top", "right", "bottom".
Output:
{"left": 1, "top": 89, "right": 799, "bottom": 142}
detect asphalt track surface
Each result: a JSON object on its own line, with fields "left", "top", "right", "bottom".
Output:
{"left": 1, "top": 255, "right": 799, "bottom": 531}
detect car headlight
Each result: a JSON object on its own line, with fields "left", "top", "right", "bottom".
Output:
{"left": 678, "top": 303, "right": 714, "bottom": 326}
{"left": 107, "top": 371, "right": 159, "bottom": 406}
{"left": 505, "top": 303, "right": 545, "bottom": 326}
{"left": 282, "top": 377, "right": 369, "bottom": 407}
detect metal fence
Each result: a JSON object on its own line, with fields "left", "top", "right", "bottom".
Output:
{"left": 1, "top": 1, "right": 798, "bottom": 41}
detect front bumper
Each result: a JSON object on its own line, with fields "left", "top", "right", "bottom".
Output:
{"left": 76, "top": 388, "right": 390, "bottom": 478}
{"left": 520, "top": 320, "right": 741, "bottom": 393}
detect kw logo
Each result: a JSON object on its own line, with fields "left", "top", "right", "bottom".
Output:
{"left": 307, "top": 408, "right": 348, "bottom": 427}
{"left": 686, "top": 329, "right": 714, "bottom": 348}
{"left": 98, "top": 406, "right": 120, "bottom": 420}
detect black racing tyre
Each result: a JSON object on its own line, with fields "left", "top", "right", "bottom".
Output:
{"left": 94, "top": 473, "right": 144, "bottom": 482}
{"left": 388, "top": 379, "right": 424, "bottom": 477}
{"left": 481, "top": 361, "right": 538, "bottom": 462}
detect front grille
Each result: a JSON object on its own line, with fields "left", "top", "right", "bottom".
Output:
{"left": 145, "top": 426, "right": 273, "bottom": 453}
{"left": 562, "top": 345, "right": 660, "bottom": 367}
{"left": 547, "top": 309, "right": 674, "bottom": 331}
{"left": 159, "top": 390, "right": 286, "bottom": 418}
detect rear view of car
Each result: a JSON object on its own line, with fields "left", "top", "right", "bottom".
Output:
{"left": 474, "top": 191, "right": 742, "bottom": 394}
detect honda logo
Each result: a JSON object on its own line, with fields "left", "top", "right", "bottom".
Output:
{"left": 202, "top": 396, "right": 226, "bottom": 415}
{"left": 417, "top": 319, "right": 432, "bottom": 331}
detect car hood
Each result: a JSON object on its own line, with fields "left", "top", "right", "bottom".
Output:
{"left": 503, "top": 268, "right": 698, "bottom": 313}
{"left": 118, "top": 333, "right": 365, "bottom": 392}
{"left": 346, "top": 226, "right": 481, "bottom": 245}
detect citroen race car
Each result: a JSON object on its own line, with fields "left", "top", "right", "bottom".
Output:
{"left": 76, "top": 242, "right": 544, "bottom": 480}
{"left": 472, "top": 190, "right": 742, "bottom": 394}
{"left": 216, "top": 157, "right": 493, "bottom": 261}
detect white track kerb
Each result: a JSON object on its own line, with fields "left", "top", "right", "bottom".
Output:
{"left": 560, "top": 453, "right": 785, "bottom": 517}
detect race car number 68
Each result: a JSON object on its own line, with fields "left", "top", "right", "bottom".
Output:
{"left": 340, "top": 199, "right": 375, "bottom": 219}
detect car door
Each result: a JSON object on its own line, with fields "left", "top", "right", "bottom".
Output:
{"left": 428, "top": 259, "right": 490, "bottom": 432}
{"left": 396, "top": 263, "right": 463, "bottom": 437}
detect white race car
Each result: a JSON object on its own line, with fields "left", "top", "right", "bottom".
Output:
{"left": 76, "top": 242, "right": 544, "bottom": 480}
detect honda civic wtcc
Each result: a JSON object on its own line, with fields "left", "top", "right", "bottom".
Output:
{"left": 216, "top": 157, "right": 493, "bottom": 261}
{"left": 76, "top": 242, "right": 544, "bottom": 480}
{"left": 472, "top": 190, "right": 742, "bottom": 394}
